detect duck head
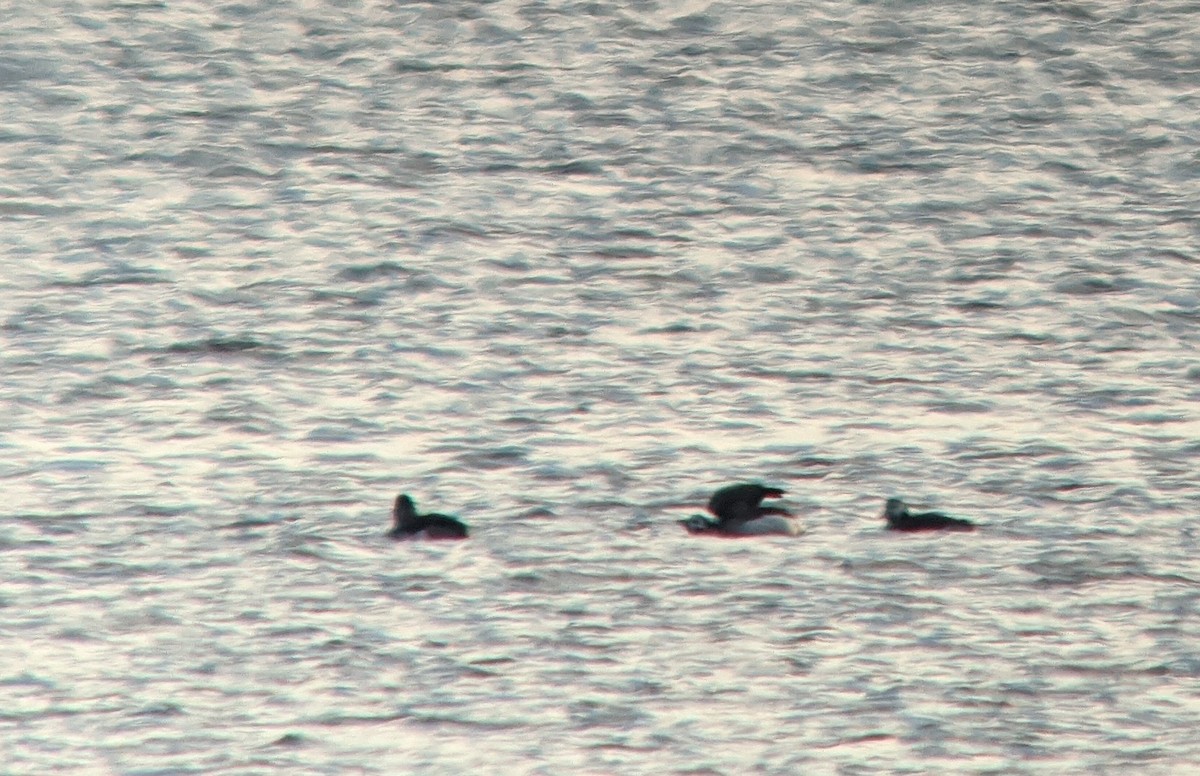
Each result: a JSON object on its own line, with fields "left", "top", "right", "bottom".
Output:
{"left": 883, "top": 497, "right": 907, "bottom": 525}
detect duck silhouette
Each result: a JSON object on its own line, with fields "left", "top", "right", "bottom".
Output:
{"left": 389, "top": 494, "right": 469, "bottom": 539}
{"left": 882, "top": 497, "right": 974, "bottom": 532}
{"left": 679, "top": 483, "right": 803, "bottom": 537}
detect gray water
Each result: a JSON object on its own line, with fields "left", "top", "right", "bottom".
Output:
{"left": 3, "top": 0, "right": 1199, "bottom": 773}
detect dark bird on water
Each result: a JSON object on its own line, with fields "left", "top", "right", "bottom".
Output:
{"left": 883, "top": 497, "right": 974, "bottom": 532}
{"left": 679, "top": 482, "right": 803, "bottom": 537}
{"left": 389, "top": 494, "right": 469, "bottom": 540}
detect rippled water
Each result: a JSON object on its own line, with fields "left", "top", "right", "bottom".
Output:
{"left": 3, "top": 0, "right": 1199, "bottom": 772}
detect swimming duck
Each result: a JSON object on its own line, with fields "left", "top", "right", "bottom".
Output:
{"left": 679, "top": 482, "right": 803, "bottom": 537}
{"left": 883, "top": 497, "right": 974, "bottom": 532}
{"left": 389, "top": 494, "right": 469, "bottom": 539}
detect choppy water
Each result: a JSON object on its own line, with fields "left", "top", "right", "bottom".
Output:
{"left": 3, "top": 0, "right": 1200, "bottom": 772}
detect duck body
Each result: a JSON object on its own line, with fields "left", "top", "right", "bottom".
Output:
{"left": 883, "top": 497, "right": 973, "bottom": 532}
{"left": 389, "top": 494, "right": 469, "bottom": 540}
{"left": 679, "top": 513, "right": 803, "bottom": 537}
{"left": 679, "top": 482, "right": 802, "bottom": 537}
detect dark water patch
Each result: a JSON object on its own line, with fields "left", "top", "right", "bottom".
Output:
{"left": 380, "top": 575, "right": 470, "bottom": 596}
{"left": 509, "top": 507, "right": 554, "bottom": 521}
{"left": 310, "top": 711, "right": 408, "bottom": 727}
{"left": 3, "top": 302, "right": 80, "bottom": 332}
{"left": 1, "top": 512, "right": 95, "bottom": 534}
{"left": 735, "top": 366, "right": 837, "bottom": 383}
{"left": 1154, "top": 248, "right": 1197, "bottom": 264}
{"left": 1164, "top": 656, "right": 1200, "bottom": 677}
{"left": 883, "top": 313, "right": 948, "bottom": 331}
{"left": 167, "top": 335, "right": 273, "bottom": 355}
{"left": 1122, "top": 411, "right": 1187, "bottom": 425}
{"left": 1023, "top": 551, "right": 1150, "bottom": 588}
{"left": 174, "top": 246, "right": 211, "bottom": 260}
{"left": 136, "top": 503, "right": 192, "bottom": 518}
{"left": 623, "top": 268, "right": 707, "bottom": 289}
{"left": 1165, "top": 307, "right": 1200, "bottom": 329}
{"left": 640, "top": 322, "right": 702, "bottom": 334}
{"left": 720, "top": 234, "right": 787, "bottom": 253}
{"left": 576, "top": 111, "right": 638, "bottom": 128}
{"left": 853, "top": 155, "right": 951, "bottom": 175}
{"left": 1053, "top": 661, "right": 1173, "bottom": 679}
{"left": 41, "top": 459, "right": 108, "bottom": 473}
{"left": 0, "top": 672, "right": 56, "bottom": 690}
{"left": 1053, "top": 275, "right": 1126, "bottom": 295}
{"left": 477, "top": 160, "right": 522, "bottom": 173}
{"left": 992, "top": 328, "right": 1062, "bottom": 345}
{"left": 403, "top": 710, "right": 532, "bottom": 730}
{"left": 1040, "top": 479, "right": 1117, "bottom": 499}
{"left": 541, "top": 159, "right": 604, "bottom": 175}
{"left": 0, "top": 703, "right": 112, "bottom": 724}
{"left": 1073, "top": 387, "right": 1157, "bottom": 411}
{"left": 393, "top": 58, "right": 464, "bottom": 74}
{"left": 58, "top": 377, "right": 130, "bottom": 403}
{"left": 542, "top": 323, "right": 592, "bottom": 339}
{"left": 926, "top": 398, "right": 993, "bottom": 414}
{"left": 270, "top": 732, "right": 307, "bottom": 747}
{"left": 844, "top": 558, "right": 928, "bottom": 576}
{"left": 53, "top": 265, "right": 169, "bottom": 288}
{"left": 498, "top": 414, "right": 551, "bottom": 430}
{"left": 459, "top": 662, "right": 508, "bottom": 679}
{"left": 311, "top": 452, "right": 381, "bottom": 465}
{"left": 388, "top": 343, "right": 470, "bottom": 363}
{"left": 740, "top": 264, "right": 793, "bottom": 284}
{"left": 863, "top": 375, "right": 926, "bottom": 386}
{"left": 950, "top": 297, "right": 1008, "bottom": 313}
{"left": 569, "top": 698, "right": 649, "bottom": 728}
{"left": 948, "top": 440, "right": 1072, "bottom": 462}
{"left": 414, "top": 217, "right": 500, "bottom": 242}
{"left": 304, "top": 419, "right": 387, "bottom": 443}
{"left": 203, "top": 399, "right": 283, "bottom": 434}
{"left": 206, "top": 163, "right": 276, "bottom": 179}
{"left": 333, "top": 261, "right": 413, "bottom": 283}
{"left": 220, "top": 516, "right": 285, "bottom": 530}
{"left": 948, "top": 256, "right": 1021, "bottom": 284}
{"left": 309, "top": 287, "right": 386, "bottom": 308}
{"left": 274, "top": 141, "right": 405, "bottom": 158}
{"left": 787, "top": 455, "right": 841, "bottom": 473}
{"left": 131, "top": 701, "right": 186, "bottom": 717}
{"left": 588, "top": 244, "right": 662, "bottom": 260}
{"left": 0, "top": 199, "right": 72, "bottom": 217}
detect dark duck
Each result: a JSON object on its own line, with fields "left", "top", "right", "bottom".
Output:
{"left": 389, "top": 494, "right": 469, "bottom": 540}
{"left": 883, "top": 497, "right": 974, "bottom": 532}
{"left": 679, "top": 483, "right": 803, "bottom": 537}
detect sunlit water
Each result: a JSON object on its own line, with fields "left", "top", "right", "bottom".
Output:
{"left": 2, "top": 1, "right": 1199, "bottom": 773}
